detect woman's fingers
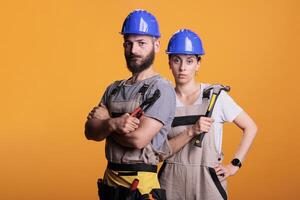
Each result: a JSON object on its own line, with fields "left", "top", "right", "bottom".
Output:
{"left": 193, "top": 117, "right": 215, "bottom": 132}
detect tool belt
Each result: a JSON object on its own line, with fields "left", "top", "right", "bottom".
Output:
{"left": 98, "top": 179, "right": 166, "bottom": 200}
{"left": 98, "top": 162, "right": 166, "bottom": 200}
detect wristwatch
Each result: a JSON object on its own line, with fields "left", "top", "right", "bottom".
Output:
{"left": 231, "top": 158, "right": 242, "bottom": 168}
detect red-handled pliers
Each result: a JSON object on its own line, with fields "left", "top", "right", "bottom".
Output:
{"left": 130, "top": 89, "right": 161, "bottom": 118}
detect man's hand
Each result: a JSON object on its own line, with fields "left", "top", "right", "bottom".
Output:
{"left": 85, "top": 106, "right": 140, "bottom": 141}
{"left": 214, "top": 163, "right": 240, "bottom": 182}
{"left": 87, "top": 106, "right": 109, "bottom": 120}
{"left": 87, "top": 106, "right": 140, "bottom": 135}
{"left": 111, "top": 115, "right": 163, "bottom": 149}
{"left": 190, "top": 117, "right": 214, "bottom": 136}
{"left": 85, "top": 106, "right": 111, "bottom": 141}
{"left": 109, "top": 113, "right": 140, "bottom": 135}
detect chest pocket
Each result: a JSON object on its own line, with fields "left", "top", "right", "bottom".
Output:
{"left": 108, "top": 81, "right": 150, "bottom": 117}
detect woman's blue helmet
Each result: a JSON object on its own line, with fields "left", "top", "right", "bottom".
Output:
{"left": 166, "top": 29, "right": 204, "bottom": 55}
{"left": 121, "top": 9, "right": 160, "bottom": 38}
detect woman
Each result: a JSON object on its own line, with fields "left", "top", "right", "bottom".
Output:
{"left": 158, "top": 29, "right": 257, "bottom": 200}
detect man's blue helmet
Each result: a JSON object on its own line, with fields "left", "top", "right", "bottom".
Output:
{"left": 166, "top": 29, "right": 204, "bottom": 55}
{"left": 121, "top": 9, "right": 160, "bottom": 38}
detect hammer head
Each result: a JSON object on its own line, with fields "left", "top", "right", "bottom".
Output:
{"left": 203, "top": 84, "right": 230, "bottom": 97}
{"left": 212, "top": 85, "right": 230, "bottom": 94}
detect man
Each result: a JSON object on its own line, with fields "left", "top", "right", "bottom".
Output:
{"left": 85, "top": 9, "right": 175, "bottom": 200}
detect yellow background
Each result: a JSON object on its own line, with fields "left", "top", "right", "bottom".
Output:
{"left": 1, "top": 0, "right": 299, "bottom": 199}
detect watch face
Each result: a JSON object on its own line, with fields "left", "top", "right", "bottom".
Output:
{"left": 232, "top": 159, "right": 241, "bottom": 167}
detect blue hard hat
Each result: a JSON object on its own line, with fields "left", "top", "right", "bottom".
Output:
{"left": 166, "top": 29, "right": 204, "bottom": 55}
{"left": 121, "top": 9, "right": 160, "bottom": 38}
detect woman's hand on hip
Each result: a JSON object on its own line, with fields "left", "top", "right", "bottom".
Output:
{"left": 214, "top": 163, "right": 239, "bottom": 182}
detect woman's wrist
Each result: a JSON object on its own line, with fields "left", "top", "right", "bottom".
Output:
{"left": 187, "top": 127, "right": 196, "bottom": 137}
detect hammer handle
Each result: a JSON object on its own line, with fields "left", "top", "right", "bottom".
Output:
{"left": 194, "top": 86, "right": 230, "bottom": 147}
{"left": 194, "top": 94, "right": 217, "bottom": 147}
{"left": 194, "top": 132, "right": 206, "bottom": 147}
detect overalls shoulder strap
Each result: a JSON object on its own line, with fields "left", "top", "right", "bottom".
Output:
{"left": 109, "top": 79, "right": 153, "bottom": 100}
{"left": 171, "top": 84, "right": 209, "bottom": 127}
{"left": 109, "top": 80, "right": 127, "bottom": 97}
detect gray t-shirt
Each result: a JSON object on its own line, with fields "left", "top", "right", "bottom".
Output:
{"left": 100, "top": 75, "right": 176, "bottom": 151}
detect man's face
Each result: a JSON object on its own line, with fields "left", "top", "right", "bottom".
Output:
{"left": 123, "top": 35, "right": 159, "bottom": 73}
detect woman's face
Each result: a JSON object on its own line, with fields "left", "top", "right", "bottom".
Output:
{"left": 169, "top": 54, "right": 200, "bottom": 85}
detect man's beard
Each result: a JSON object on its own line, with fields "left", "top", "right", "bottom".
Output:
{"left": 125, "top": 49, "right": 155, "bottom": 74}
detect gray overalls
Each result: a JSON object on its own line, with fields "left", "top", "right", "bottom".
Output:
{"left": 159, "top": 84, "right": 228, "bottom": 200}
{"left": 98, "top": 77, "right": 171, "bottom": 200}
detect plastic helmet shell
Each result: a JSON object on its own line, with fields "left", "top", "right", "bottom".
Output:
{"left": 121, "top": 9, "right": 160, "bottom": 38}
{"left": 166, "top": 29, "right": 204, "bottom": 55}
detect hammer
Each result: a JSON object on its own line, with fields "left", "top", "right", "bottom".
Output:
{"left": 194, "top": 85, "right": 230, "bottom": 147}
